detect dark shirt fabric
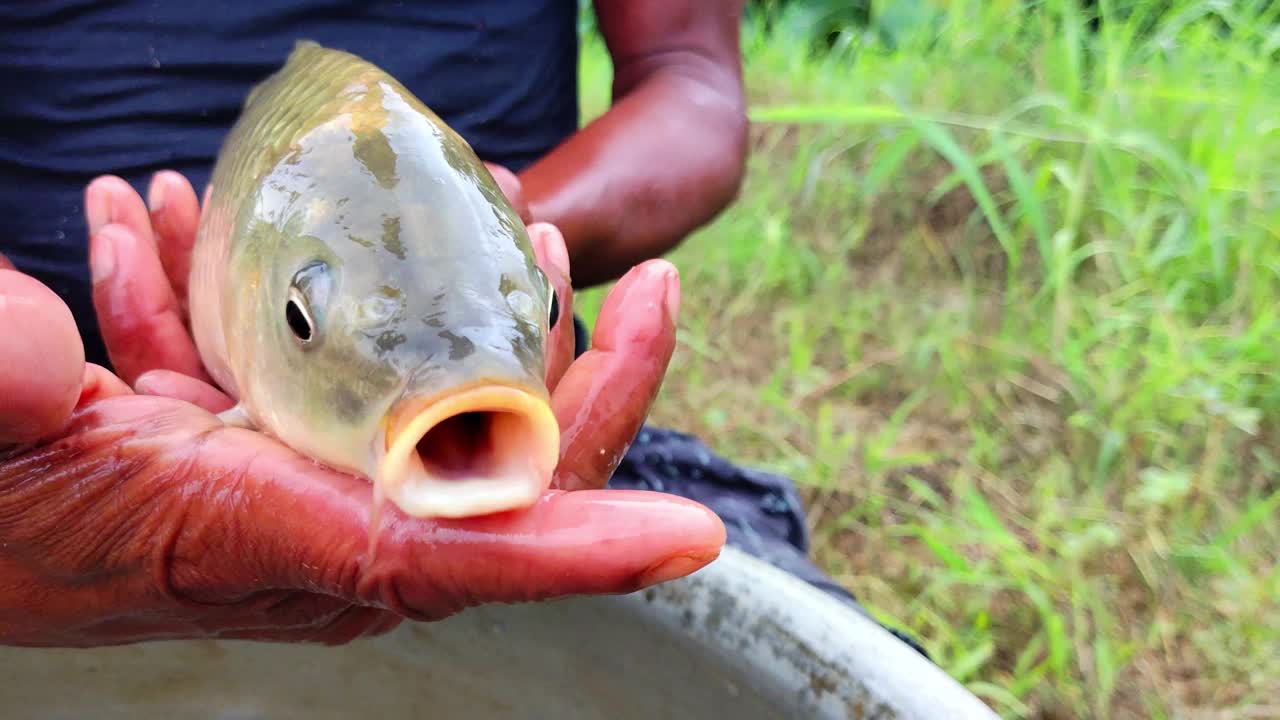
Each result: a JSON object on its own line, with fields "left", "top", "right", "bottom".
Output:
{"left": 1, "top": 0, "right": 580, "bottom": 366}
{"left": 1, "top": 0, "right": 925, "bottom": 658}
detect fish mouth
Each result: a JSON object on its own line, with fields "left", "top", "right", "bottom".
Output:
{"left": 378, "top": 384, "right": 560, "bottom": 518}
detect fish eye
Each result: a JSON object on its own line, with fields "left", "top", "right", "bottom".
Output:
{"left": 287, "top": 262, "right": 331, "bottom": 345}
{"left": 548, "top": 290, "right": 559, "bottom": 330}
{"left": 286, "top": 288, "right": 314, "bottom": 343}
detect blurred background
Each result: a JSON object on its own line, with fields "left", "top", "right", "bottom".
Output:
{"left": 575, "top": 1, "right": 1277, "bottom": 718}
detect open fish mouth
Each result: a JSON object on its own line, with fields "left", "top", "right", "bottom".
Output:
{"left": 378, "top": 385, "right": 561, "bottom": 518}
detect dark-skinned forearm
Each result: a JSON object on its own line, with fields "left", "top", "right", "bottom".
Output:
{"left": 520, "top": 76, "right": 747, "bottom": 288}
{"left": 519, "top": 0, "right": 749, "bottom": 289}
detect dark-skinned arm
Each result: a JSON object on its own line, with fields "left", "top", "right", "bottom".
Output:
{"left": 518, "top": 0, "right": 749, "bottom": 288}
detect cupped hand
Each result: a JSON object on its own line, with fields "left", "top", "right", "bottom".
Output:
{"left": 0, "top": 172, "right": 722, "bottom": 649}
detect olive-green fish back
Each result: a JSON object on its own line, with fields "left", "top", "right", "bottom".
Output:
{"left": 211, "top": 41, "right": 395, "bottom": 211}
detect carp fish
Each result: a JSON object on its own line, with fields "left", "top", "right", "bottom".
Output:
{"left": 189, "top": 41, "right": 560, "bottom": 520}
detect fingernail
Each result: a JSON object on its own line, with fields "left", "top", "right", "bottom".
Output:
{"left": 147, "top": 173, "right": 168, "bottom": 214}
{"left": 133, "top": 370, "right": 159, "bottom": 394}
{"left": 91, "top": 227, "right": 116, "bottom": 283}
{"left": 639, "top": 553, "right": 716, "bottom": 587}
{"left": 85, "top": 182, "right": 113, "bottom": 237}
{"left": 528, "top": 225, "right": 548, "bottom": 264}
{"left": 529, "top": 223, "right": 569, "bottom": 278}
{"left": 548, "top": 227, "right": 570, "bottom": 277}
{"left": 662, "top": 267, "right": 680, "bottom": 325}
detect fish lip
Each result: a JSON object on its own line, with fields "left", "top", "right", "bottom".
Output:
{"left": 376, "top": 382, "right": 560, "bottom": 519}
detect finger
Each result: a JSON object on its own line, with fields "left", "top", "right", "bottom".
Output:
{"left": 369, "top": 490, "right": 724, "bottom": 617}
{"left": 484, "top": 162, "right": 532, "bottom": 224}
{"left": 0, "top": 251, "right": 13, "bottom": 271}
{"left": 90, "top": 223, "right": 212, "bottom": 386}
{"left": 528, "top": 223, "right": 574, "bottom": 391}
{"left": 146, "top": 171, "right": 201, "bottom": 314}
{"left": 79, "top": 363, "right": 135, "bottom": 406}
{"left": 85, "top": 175, "right": 153, "bottom": 245}
{"left": 0, "top": 270, "right": 85, "bottom": 443}
{"left": 171, "top": 428, "right": 723, "bottom": 619}
{"left": 135, "top": 369, "right": 234, "bottom": 413}
{"left": 549, "top": 260, "right": 679, "bottom": 491}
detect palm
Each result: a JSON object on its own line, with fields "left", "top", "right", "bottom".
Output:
{"left": 3, "top": 390, "right": 719, "bottom": 646}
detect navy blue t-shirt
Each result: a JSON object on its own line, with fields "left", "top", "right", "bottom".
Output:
{"left": 0, "top": 0, "right": 580, "bottom": 367}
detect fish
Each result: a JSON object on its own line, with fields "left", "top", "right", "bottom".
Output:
{"left": 188, "top": 41, "right": 560, "bottom": 520}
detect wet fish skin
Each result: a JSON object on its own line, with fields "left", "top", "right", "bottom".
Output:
{"left": 188, "top": 41, "right": 559, "bottom": 519}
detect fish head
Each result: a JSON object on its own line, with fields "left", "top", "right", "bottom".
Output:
{"left": 227, "top": 78, "right": 560, "bottom": 519}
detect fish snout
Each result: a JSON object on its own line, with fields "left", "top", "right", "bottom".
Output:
{"left": 377, "top": 383, "right": 560, "bottom": 518}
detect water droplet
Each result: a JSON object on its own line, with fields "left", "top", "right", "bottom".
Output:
{"left": 506, "top": 289, "right": 534, "bottom": 317}
{"left": 358, "top": 295, "right": 399, "bottom": 325}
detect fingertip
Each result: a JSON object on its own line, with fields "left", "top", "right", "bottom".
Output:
{"left": 592, "top": 258, "right": 679, "bottom": 354}
{"left": 528, "top": 223, "right": 570, "bottom": 281}
{"left": 146, "top": 172, "right": 170, "bottom": 214}
{"left": 87, "top": 175, "right": 153, "bottom": 248}
{"left": 84, "top": 175, "right": 120, "bottom": 237}
{"left": 662, "top": 263, "right": 680, "bottom": 325}
{"left": 0, "top": 270, "right": 86, "bottom": 443}
{"left": 506, "top": 490, "right": 728, "bottom": 595}
{"left": 528, "top": 223, "right": 549, "bottom": 268}
{"left": 79, "top": 363, "right": 135, "bottom": 405}
{"left": 89, "top": 223, "right": 118, "bottom": 284}
{"left": 149, "top": 170, "right": 199, "bottom": 217}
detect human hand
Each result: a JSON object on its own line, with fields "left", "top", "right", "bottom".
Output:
{"left": 88, "top": 170, "right": 677, "bottom": 491}
{"left": 0, "top": 259, "right": 722, "bottom": 648}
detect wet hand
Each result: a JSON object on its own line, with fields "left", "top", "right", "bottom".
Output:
{"left": 0, "top": 262, "right": 723, "bottom": 648}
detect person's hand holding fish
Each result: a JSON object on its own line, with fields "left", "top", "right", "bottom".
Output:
{"left": 0, "top": 46, "right": 725, "bottom": 648}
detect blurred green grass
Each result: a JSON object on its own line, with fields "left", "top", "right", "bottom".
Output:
{"left": 576, "top": 2, "right": 1278, "bottom": 718}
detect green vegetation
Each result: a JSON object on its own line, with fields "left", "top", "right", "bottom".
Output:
{"left": 577, "top": 2, "right": 1278, "bottom": 718}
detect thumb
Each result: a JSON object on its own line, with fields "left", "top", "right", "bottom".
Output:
{"left": 173, "top": 427, "right": 725, "bottom": 619}
{"left": 0, "top": 270, "right": 86, "bottom": 444}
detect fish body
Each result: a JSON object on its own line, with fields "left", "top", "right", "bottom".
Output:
{"left": 190, "top": 42, "right": 560, "bottom": 519}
